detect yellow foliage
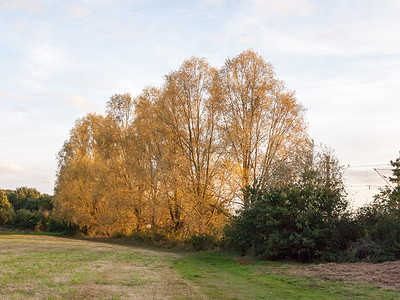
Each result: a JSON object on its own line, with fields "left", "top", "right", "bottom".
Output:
{"left": 53, "top": 50, "right": 309, "bottom": 236}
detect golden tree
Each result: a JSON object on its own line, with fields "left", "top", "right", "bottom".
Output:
{"left": 53, "top": 114, "right": 135, "bottom": 235}
{"left": 158, "top": 57, "right": 229, "bottom": 234}
{"left": 53, "top": 51, "right": 310, "bottom": 236}
{"left": 219, "top": 50, "right": 309, "bottom": 202}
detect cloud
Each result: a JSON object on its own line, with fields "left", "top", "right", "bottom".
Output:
{"left": 254, "top": 0, "right": 316, "bottom": 17}
{"left": 113, "top": 29, "right": 139, "bottom": 41}
{"left": 0, "top": 164, "right": 25, "bottom": 174}
{"left": 0, "top": 0, "right": 42, "bottom": 13}
{"left": 201, "top": 0, "right": 224, "bottom": 8}
{"left": 1, "top": 91, "right": 37, "bottom": 103}
{"left": 226, "top": 1, "right": 400, "bottom": 57}
{"left": 237, "top": 34, "right": 253, "bottom": 44}
{"left": 68, "top": 4, "right": 91, "bottom": 18}
{"left": 30, "top": 44, "right": 59, "bottom": 69}
{"left": 13, "top": 105, "right": 29, "bottom": 113}
{"left": 68, "top": 95, "right": 96, "bottom": 112}
{"left": 25, "top": 43, "right": 67, "bottom": 80}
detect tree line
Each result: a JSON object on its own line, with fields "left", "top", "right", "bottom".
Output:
{"left": 0, "top": 187, "right": 56, "bottom": 231}
{"left": 52, "top": 50, "right": 309, "bottom": 237}
{"left": 2, "top": 50, "right": 399, "bottom": 263}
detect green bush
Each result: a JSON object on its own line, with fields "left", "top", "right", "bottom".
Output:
{"left": 12, "top": 209, "right": 47, "bottom": 230}
{"left": 352, "top": 155, "right": 400, "bottom": 262}
{"left": 25, "top": 196, "right": 53, "bottom": 212}
{"left": 47, "top": 218, "right": 79, "bottom": 235}
{"left": 225, "top": 166, "right": 351, "bottom": 262}
{"left": 354, "top": 206, "right": 400, "bottom": 262}
{"left": 189, "top": 233, "right": 218, "bottom": 251}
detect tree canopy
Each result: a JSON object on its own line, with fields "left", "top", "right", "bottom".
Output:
{"left": 53, "top": 50, "right": 310, "bottom": 237}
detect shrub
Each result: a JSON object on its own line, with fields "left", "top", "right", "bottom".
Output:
{"left": 224, "top": 166, "right": 351, "bottom": 262}
{"left": 12, "top": 209, "right": 46, "bottom": 230}
{"left": 189, "top": 233, "right": 218, "bottom": 251}
{"left": 47, "top": 218, "right": 79, "bottom": 235}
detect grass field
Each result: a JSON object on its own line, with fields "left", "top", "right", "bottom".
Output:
{"left": 0, "top": 233, "right": 399, "bottom": 299}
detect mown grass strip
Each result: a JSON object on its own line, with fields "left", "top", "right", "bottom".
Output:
{"left": 174, "top": 252, "right": 400, "bottom": 300}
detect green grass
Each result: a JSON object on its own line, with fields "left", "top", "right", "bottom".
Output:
{"left": 1, "top": 233, "right": 400, "bottom": 299}
{"left": 0, "top": 234, "right": 200, "bottom": 299}
{"left": 174, "top": 251, "right": 400, "bottom": 300}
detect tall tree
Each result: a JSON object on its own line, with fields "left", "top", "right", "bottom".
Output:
{"left": 105, "top": 93, "right": 146, "bottom": 231}
{"left": 133, "top": 87, "right": 170, "bottom": 231}
{"left": 53, "top": 114, "right": 132, "bottom": 235}
{"left": 219, "top": 50, "right": 309, "bottom": 202}
{"left": 53, "top": 51, "right": 312, "bottom": 237}
{"left": 159, "top": 57, "right": 228, "bottom": 233}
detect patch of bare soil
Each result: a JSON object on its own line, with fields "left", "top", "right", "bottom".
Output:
{"left": 268, "top": 261, "right": 400, "bottom": 291}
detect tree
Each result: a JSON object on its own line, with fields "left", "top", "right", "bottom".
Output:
{"left": 53, "top": 51, "right": 312, "bottom": 238}
{"left": 0, "top": 190, "right": 13, "bottom": 225}
{"left": 133, "top": 87, "right": 170, "bottom": 232}
{"left": 354, "top": 153, "right": 400, "bottom": 261}
{"left": 158, "top": 57, "right": 229, "bottom": 234}
{"left": 225, "top": 146, "right": 349, "bottom": 262}
{"left": 219, "top": 50, "right": 309, "bottom": 203}
{"left": 373, "top": 154, "right": 400, "bottom": 212}
{"left": 53, "top": 113, "right": 132, "bottom": 235}
{"left": 106, "top": 93, "right": 135, "bottom": 130}
{"left": 7, "top": 187, "right": 41, "bottom": 210}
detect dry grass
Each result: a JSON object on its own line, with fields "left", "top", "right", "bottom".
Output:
{"left": 0, "top": 234, "right": 204, "bottom": 299}
{"left": 2, "top": 234, "right": 399, "bottom": 300}
{"left": 276, "top": 260, "right": 400, "bottom": 291}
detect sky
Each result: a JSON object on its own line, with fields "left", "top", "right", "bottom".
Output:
{"left": 1, "top": 0, "right": 399, "bottom": 207}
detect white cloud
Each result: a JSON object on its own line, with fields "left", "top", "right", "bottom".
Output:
{"left": 0, "top": 164, "right": 25, "bottom": 174}
{"left": 1, "top": 91, "right": 37, "bottom": 103}
{"left": 113, "top": 29, "right": 139, "bottom": 41}
{"left": 68, "top": 4, "right": 91, "bottom": 18}
{"left": 13, "top": 105, "right": 29, "bottom": 113}
{"left": 25, "top": 43, "right": 68, "bottom": 81}
{"left": 68, "top": 95, "right": 96, "bottom": 112}
{"left": 226, "top": 1, "right": 400, "bottom": 57}
{"left": 0, "top": 0, "right": 42, "bottom": 13}
{"left": 30, "top": 43, "right": 59, "bottom": 69}
{"left": 255, "top": 0, "right": 316, "bottom": 17}
{"left": 201, "top": 0, "right": 224, "bottom": 8}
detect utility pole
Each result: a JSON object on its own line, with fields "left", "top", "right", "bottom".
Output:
{"left": 326, "top": 155, "right": 330, "bottom": 184}
{"left": 325, "top": 154, "right": 335, "bottom": 185}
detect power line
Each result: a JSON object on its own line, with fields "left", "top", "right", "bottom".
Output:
{"left": 349, "top": 164, "right": 391, "bottom": 168}
{"left": 374, "top": 168, "right": 395, "bottom": 190}
{"left": 345, "top": 170, "right": 375, "bottom": 175}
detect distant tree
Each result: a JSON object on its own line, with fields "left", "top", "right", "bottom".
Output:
{"left": 0, "top": 190, "right": 13, "bottom": 225}
{"left": 368, "top": 154, "right": 400, "bottom": 215}
{"left": 6, "top": 187, "right": 40, "bottom": 210}
{"left": 12, "top": 209, "right": 46, "bottom": 230}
